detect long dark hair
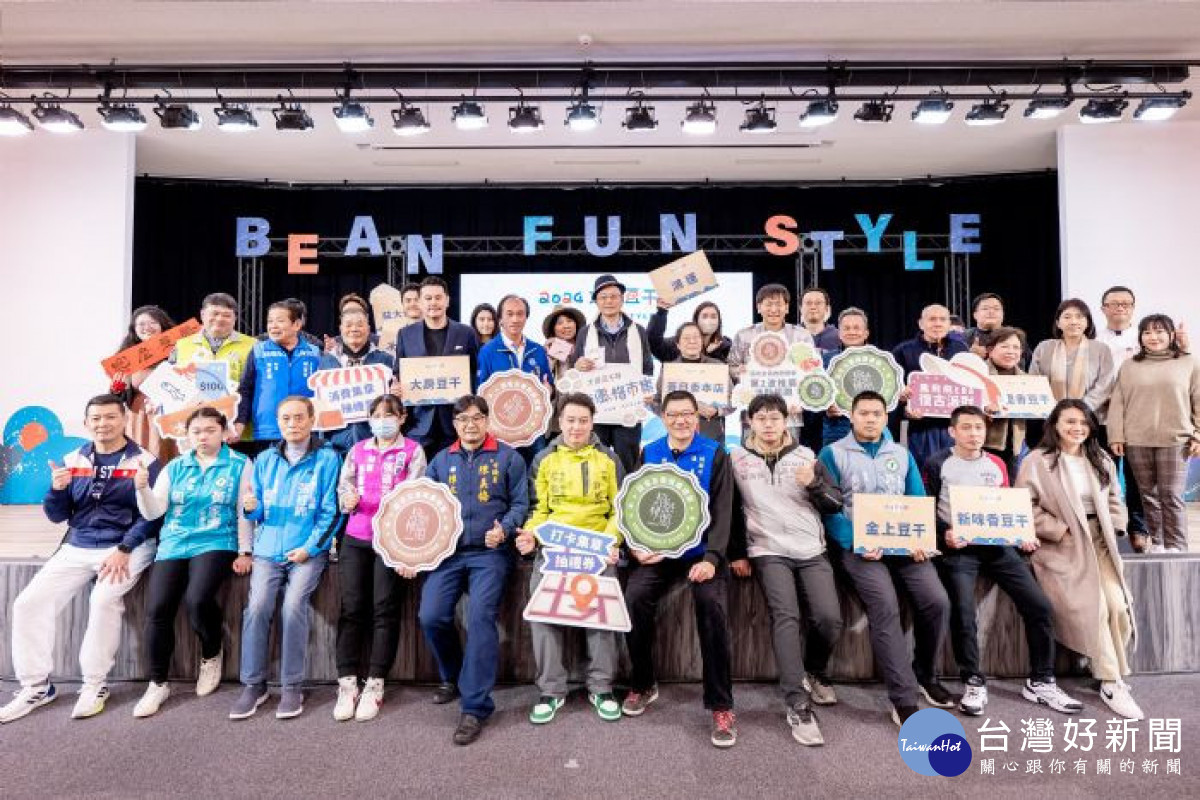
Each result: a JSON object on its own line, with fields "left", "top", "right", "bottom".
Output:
{"left": 119, "top": 305, "right": 175, "bottom": 351}
{"left": 692, "top": 300, "right": 724, "bottom": 344}
{"left": 1038, "top": 398, "right": 1112, "bottom": 488}
{"left": 470, "top": 303, "right": 497, "bottom": 341}
{"left": 1132, "top": 313, "right": 1188, "bottom": 361}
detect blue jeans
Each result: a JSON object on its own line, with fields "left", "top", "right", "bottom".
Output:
{"left": 418, "top": 548, "right": 512, "bottom": 719}
{"left": 240, "top": 555, "right": 328, "bottom": 689}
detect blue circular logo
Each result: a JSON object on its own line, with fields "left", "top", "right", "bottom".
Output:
{"left": 897, "top": 708, "right": 972, "bottom": 777}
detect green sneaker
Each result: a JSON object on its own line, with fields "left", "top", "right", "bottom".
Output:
{"left": 589, "top": 692, "right": 621, "bottom": 722}
{"left": 529, "top": 695, "right": 565, "bottom": 724}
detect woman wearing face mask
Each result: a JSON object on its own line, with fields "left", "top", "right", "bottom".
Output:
{"left": 113, "top": 305, "right": 178, "bottom": 461}
{"left": 317, "top": 296, "right": 396, "bottom": 455}
{"left": 1107, "top": 314, "right": 1200, "bottom": 553}
{"left": 651, "top": 321, "right": 733, "bottom": 442}
{"left": 982, "top": 327, "right": 1030, "bottom": 479}
{"left": 333, "top": 394, "right": 427, "bottom": 722}
{"left": 648, "top": 300, "right": 733, "bottom": 363}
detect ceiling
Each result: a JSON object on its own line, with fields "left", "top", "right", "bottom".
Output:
{"left": 3, "top": 1, "right": 1199, "bottom": 184}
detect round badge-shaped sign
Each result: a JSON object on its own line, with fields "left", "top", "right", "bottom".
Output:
{"left": 616, "top": 464, "right": 712, "bottom": 558}
{"left": 826, "top": 346, "right": 905, "bottom": 413}
{"left": 797, "top": 372, "right": 837, "bottom": 412}
{"left": 787, "top": 342, "right": 824, "bottom": 373}
{"left": 750, "top": 332, "right": 789, "bottom": 368}
{"left": 478, "top": 369, "right": 553, "bottom": 447}
{"left": 372, "top": 478, "right": 464, "bottom": 572}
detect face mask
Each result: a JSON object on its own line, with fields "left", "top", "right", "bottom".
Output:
{"left": 698, "top": 319, "right": 719, "bottom": 335}
{"left": 370, "top": 418, "right": 401, "bottom": 440}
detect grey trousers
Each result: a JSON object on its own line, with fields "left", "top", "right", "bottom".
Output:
{"left": 527, "top": 555, "right": 619, "bottom": 698}
{"left": 752, "top": 553, "right": 844, "bottom": 707}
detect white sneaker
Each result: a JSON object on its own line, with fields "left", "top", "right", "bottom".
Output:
{"left": 1023, "top": 678, "right": 1083, "bottom": 714}
{"left": 0, "top": 684, "right": 58, "bottom": 724}
{"left": 133, "top": 682, "right": 171, "bottom": 718}
{"left": 959, "top": 679, "right": 988, "bottom": 716}
{"left": 356, "top": 678, "right": 384, "bottom": 722}
{"left": 196, "top": 651, "right": 223, "bottom": 697}
{"left": 71, "top": 684, "right": 110, "bottom": 719}
{"left": 333, "top": 676, "right": 359, "bottom": 722}
{"left": 1100, "top": 681, "right": 1144, "bottom": 720}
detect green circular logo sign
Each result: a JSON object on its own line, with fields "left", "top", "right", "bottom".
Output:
{"left": 617, "top": 464, "right": 711, "bottom": 557}
{"left": 827, "top": 346, "right": 904, "bottom": 413}
{"left": 797, "top": 372, "right": 837, "bottom": 412}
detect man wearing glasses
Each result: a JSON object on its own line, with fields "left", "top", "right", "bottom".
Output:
{"left": 420, "top": 395, "right": 529, "bottom": 745}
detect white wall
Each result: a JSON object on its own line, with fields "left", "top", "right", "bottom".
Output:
{"left": 1059, "top": 122, "right": 1200, "bottom": 331}
{"left": 0, "top": 133, "right": 136, "bottom": 435}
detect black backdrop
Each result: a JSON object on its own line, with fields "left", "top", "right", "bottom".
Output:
{"left": 132, "top": 172, "right": 1061, "bottom": 350}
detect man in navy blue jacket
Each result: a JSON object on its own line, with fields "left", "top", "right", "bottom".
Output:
{"left": 1, "top": 395, "right": 161, "bottom": 724}
{"left": 395, "top": 276, "right": 480, "bottom": 460}
{"left": 890, "top": 304, "right": 969, "bottom": 469}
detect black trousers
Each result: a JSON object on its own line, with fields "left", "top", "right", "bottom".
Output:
{"left": 336, "top": 541, "right": 402, "bottom": 679}
{"left": 144, "top": 550, "right": 237, "bottom": 683}
{"left": 593, "top": 423, "right": 642, "bottom": 476}
{"left": 625, "top": 557, "right": 734, "bottom": 711}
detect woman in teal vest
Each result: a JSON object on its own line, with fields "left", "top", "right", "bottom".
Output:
{"left": 132, "top": 407, "right": 253, "bottom": 718}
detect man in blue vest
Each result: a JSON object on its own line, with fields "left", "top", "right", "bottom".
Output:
{"left": 621, "top": 390, "right": 737, "bottom": 748}
{"left": 476, "top": 293, "right": 553, "bottom": 463}
{"left": 817, "top": 390, "right": 953, "bottom": 727}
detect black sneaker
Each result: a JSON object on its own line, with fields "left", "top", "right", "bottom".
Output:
{"left": 919, "top": 680, "right": 957, "bottom": 708}
{"left": 453, "top": 713, "right": 483, "bottom": 745}
{"left": 432, "top": 683, "right": 460, "bottom": 705}
{"left": 891, "top": 704, "right": 920, "bottom": 727}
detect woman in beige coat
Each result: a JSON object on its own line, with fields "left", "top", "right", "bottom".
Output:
{"left": 1016, "top": 398, "right": 1142, "bottom": 720}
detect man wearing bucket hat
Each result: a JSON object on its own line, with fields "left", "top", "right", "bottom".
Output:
{"left": 568, "top": 275, "right": 654, "bottom": 473}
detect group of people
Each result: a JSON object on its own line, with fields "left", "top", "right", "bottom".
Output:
{"left": 2, "top": 273, "right": 1196, "bottom": 752}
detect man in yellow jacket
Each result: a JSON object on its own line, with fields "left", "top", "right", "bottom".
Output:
{"left": 171, "top": 293, "right": 255, "bottom": 443}
{"left": 516, "top": 392, "right": 624, "bottom": 725}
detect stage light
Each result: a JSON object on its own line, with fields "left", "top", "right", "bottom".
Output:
{"left": 622, "top": 99, "right": 658, "bottom": 132}
{"left": 739, "top": 100, "right": 777, "bottom": 134}
{"left": 215, "top": 102, "right": 257, "bottom": 132}
{"left": 965, "top": 99, "right": 1009, "bottom": 126}
{"left": 1133, "top": 96, "right": 1187, "bottom": 121}
{"left": 681, "top": 98, "right": 717, "bottom": 135}
{"left": 799, "top": 98, "right": 839, "bottom": 128}
{"left": 452, "top": 100, "right": 488, "bottom": 130}
{"left": 31, "top": 101, "right": 84, "bottom": 133}
{"left": 1023, "top": 97, "right": 1072, "bottom": 119}
{"left": 853, "top": 100, "right": 893, "bottom": 124}
{"left": 155, "top": 102, "right": 202, "bottom": 130}
{"left": 391, "top": 103, "right": 430, "bottom": 135}
{"left": 334, "top": 100, "right": 374, "bottom": 133}
{"left": 98, "top": 102, "right": 147, "bottom": 132}
{"left": 508, "top": 102, "right": 544, "bottom": 133}
{"left": 911, "top": 96, "right": 954, "bottom": 125}
{"left": 0, "top": 104, "right": 34, "bottom": 136}
{"left": 1079, "top": 97, "right": 1127, "bottom": 124}
{"left": 565, "top": 100, "right": 599, "bottom": 132}
{"left": 273, "top": 102, "right": 314, "bottom": 131}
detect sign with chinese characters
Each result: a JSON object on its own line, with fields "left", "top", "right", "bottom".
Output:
{"left": 101, "top": 318, "right": 202, "bottom": 378}
{"left": 398, "top": 355, "right": 472, "bottom": 406}
{"left": 478, "top": 369, "right": 553, "bottom": 447}
{"left": 661, "top": 362, "right": 731, "bottom": 410}
{"left": 307, "top": 364, "right": 392, "bottom": 431}
{"left": 372, "top": 478, "right": 464, "bottom": 572}
{"left": 732, "top": 332, "right": 807, "bottom": 409}
{"left": 827, "top": 346, "right": 905, "bottom": 413}
{"left": 617, "top": 464, "right": 711, "bottom": 558}
{"left": 523, "top": 573, "right": 632, "bottom": 632}
{"left": 991, "top": 374, "right": 1057, "bottom": 419}
{"left": 851, "top": 493, "right": 937, "bottom": 555}
{"left": 153, "top": 394, "right": 241, "bottom": 441}
{"left": 648, "top": 250, "right": 718, "bottom": 307}
{"left": 907, "top": 373, "right": 984, "bottom": 418}
{"left": 545, "top": 337, "right": 574, "bottom": 363}
{"left": 368, "top": 283, "right": 410, "bottom": 355}
{"left": 797, "top": 372, "right": 838, "bottom": 412}
{"left": 948, "top": 486, "right": 1035, "bottom": 546}
{"left": 556, "top": 364, "right": 655, "bottom": 427}
{"left": 139, "top": 361, "right": 203, "bottom": 414}
{"left": 533, "top": 521, "right": 616, "bottom": 577}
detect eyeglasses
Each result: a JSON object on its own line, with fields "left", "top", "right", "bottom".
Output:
{"left": 1103, "top": 301, "right": 1134, "bottom": 309}
{"left": 664, "top": 411, "right": 697, "bottom": 421}
{"left": 453, "top": 414, "right": 487, "bottom": 425}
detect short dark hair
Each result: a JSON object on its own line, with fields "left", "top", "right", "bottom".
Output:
{"left": 755, "top": 283, "right": 790, "bottom": 305}
{"left": 661, "top": 389, "right": 699, "bottom": 411}
{"left": 368, "top": 394, "right": 407, "bottom": 418}
{"left": 949, "top": 314, "right": 965, "bottom": 327}
{"left": 277, "top": 395, "right": 314, "bottom": 416}
{"left": 452, "top": 394, "right": 488, "bottom": 417}
{"left": 950, "top": 405, "right": 987, "bottom": 426}
{"left": 747, "top": 393, "right": 788, "bottom": 418}
{"left": 1101, "top": 285, "right": 1136, "bottom": 304}
{"left": 201, "top": 292, "right": 238, "bottom": 312}
{"left": 972, "top": 292, "right": 1003, "bottom": 312}
{"left": 983, "top": 326, "right": 1027, "bottom": 351}
{"left": 497, "top": 294, "right": 530, "bottom": 317}
{"left": 838, "top": 306, "right": 869, "bottom": 325}
{"left": 400, "top": 282, "right": 422, "bottom": 298}
{"left": 268, "top": 299, "right": 304, "bottom": 324}
{"left": 674, "top": 321, "right": 702, "bottom": 341}
{"left": 556, "top": 392, "right": 596, "bottom": 418}
{"left": 85, "top": 394, "right": 127, "bottom": 415}
{"left": 1133, "top": 313, "right": 1187, "bottom": 361}
{"left": 420, "top": 276, "right": 449, "bottom": 294}
{"left": 185, "top": 405, "right": 228, "bottom": 430}
{"left": 1052, "top": 298, "right": 1097, "bottom": 339}
{"left": 338, "top": 293, "right": 370, "bottom": 319}
{"left": 851, "top": 390, "right": 887, "bottom": 411}
{"left": 800, "top": 287, "right": 831, "bottom": 306}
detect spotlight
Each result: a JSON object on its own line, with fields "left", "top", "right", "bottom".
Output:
{"left": 911, "top": 96, "right": 954, "bottom": 125}
{"left": 853, "top": 100, "right": 893, "bottom": 124}
{"left": 452, "top": 100, "right": 488, "bottom": 130}
{"left": 155, "top": 102, "right": 202, "bottom": 130}
{"left": 1133, "top": 96, "right": 1187, "bottom": 121}
{"left": 32, "top": 101, "right": 84, "bottom": 133}
{"left": 391, "top": 103, "right": 430, "bottom": 136}
{"left": 98, "top": 102, "right": 147, "bottom": 132}
{"left": 1079, "top": 97, "right": 1127, "bottom": 124}
{"left": 565, "top": 100, "right": 599, "bottom": 132}
{"left": 965, "top": 99, "right": 1010, "bottom": 126}
{"left": 508, "top": 101, "right": 544, "bottom": 133}
{"left": 681, "top": 98, "right": 717, "bottom": 135}
{"left": 799, "top": 98, "right": 839, "bottom": 128}
{"left": 0, "top": 104, "right": 34, "bottom": 136}
{"left": 215, "top": 102, "right": 257, "bottom": 132}
{"left": 334, "top": 100, "right": 374, "bottom": 133}
{"left": 739, "top": 100, "right": 777, "bottom": 134}
{"left": 622, "top": 99, "right": 658, "bottom": 132}
{"left": 273, "top": 102, "right": 314, "bottom": 131}
{"left": 1023, "top": 97, "right": 1072, "bottom": 119}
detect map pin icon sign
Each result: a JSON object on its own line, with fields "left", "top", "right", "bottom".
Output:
{"left": 569, "top": 574, "right": 599, "bottom": 611}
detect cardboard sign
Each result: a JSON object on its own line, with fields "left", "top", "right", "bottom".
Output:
{"left": 948, "top": 486, "right": 1035, "bottom": 546}
{"left": 616, "top": 464, "right": 711, "bottom": 558}
{"left": 648, "top": 250, "right": 718, "bottom": 307}
{"left": 369, "top": 283, "right": 409, "bottom": 355}
{"left": 398, "top": 356, "right": 472, "bottom": 406}
{"left": 906, "top": 373, "right": 984, "bottom": 418}
{"left": 139, "top": 361, "right": 202, "bottom": 414}
{"left": 545, "top": 337, "right": 574, "bottom": 362}
{"left": 661, "top": 362, "right": 731, "bottom": 409}
{"left": 193, "top": 361, "right": 231, "bottom": 399}
{"left": 797, "top": 372, "right": 838, "bottom": 412}
{"left": 826, "top": 346, "right": 905, "bottom": 413}
{"left": 990, "top": 375, "right": 1056, "bottom": 419}
{"left": 555, "top": 365, "right": 655, "bottom": 427}
{"left": 102, "top": 318, "right": 202, "bottom": 377}
{"left": 535, "top": 521, "right": 617, "bottom": 557}
{"left": 372, "top": 478, "right": 464, "bottom": 572}
{"left": 731, "top": 332, "right": 807, "bottom": 409}
{"left": 307, "top": 364, "right": 392, "bottom": 432}
{"left": 478, "top": 369, "right": 553, "bottom": 447}
{"left": 153, "top": 394, "right": 241, "bottom": 441}
{"left": 523, "top": 573, "right": 632, "bottom": 632}
{"left": 851, "top": 494, "right": 937, "bottom": 555}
